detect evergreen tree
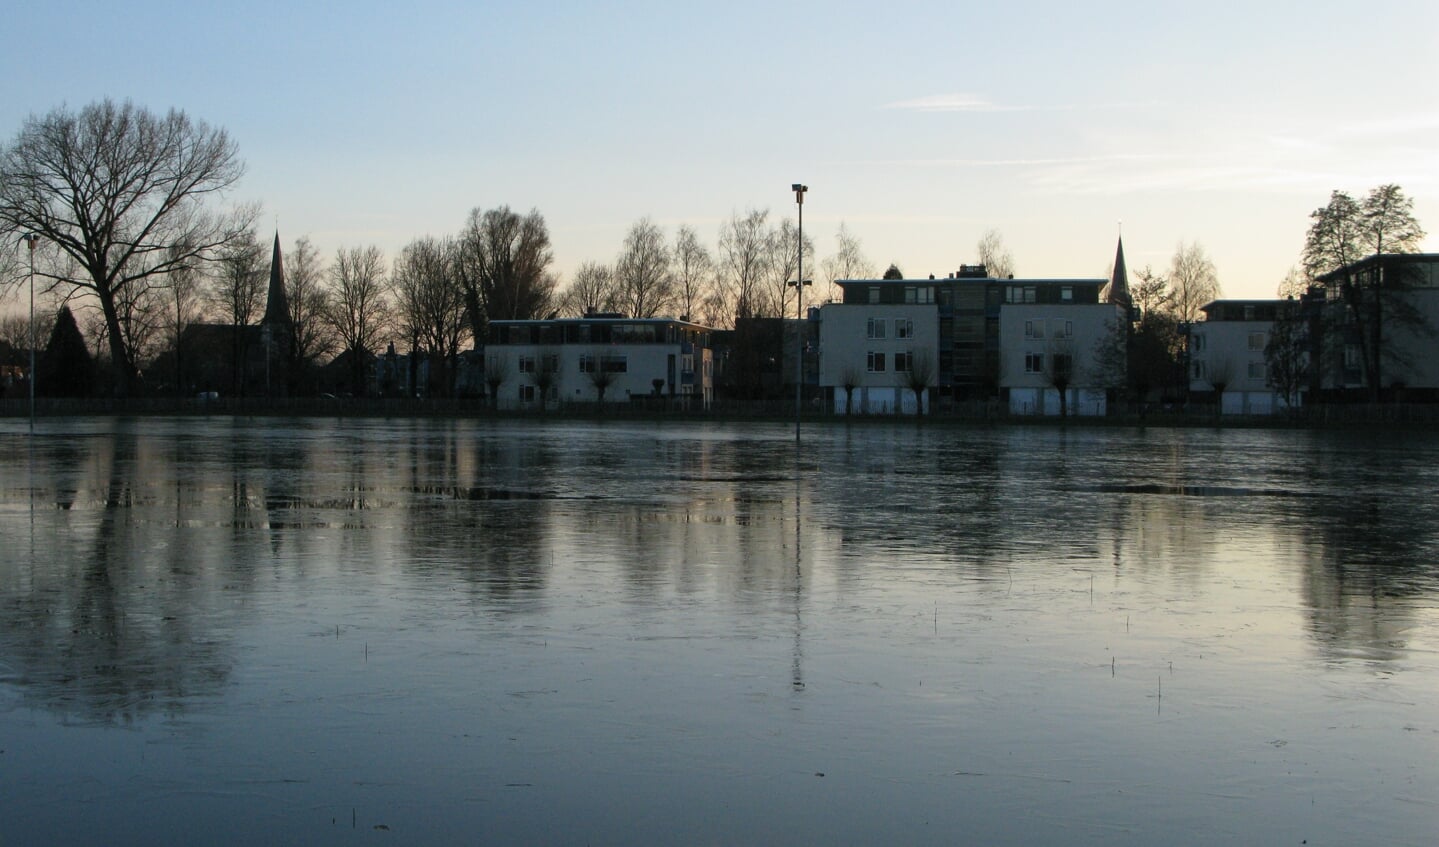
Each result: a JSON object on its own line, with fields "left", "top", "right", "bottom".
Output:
{"left": 37, "top": 306, "right": 95, "bottom": 397}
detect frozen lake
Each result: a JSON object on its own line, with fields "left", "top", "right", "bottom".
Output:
{"left": 2, "top": 416, "right": 1438, "bottom": 845}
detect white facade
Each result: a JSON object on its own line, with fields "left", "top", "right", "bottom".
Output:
{"left": 1188, "top": 305, "right": 1283, "bottom": 415}
{"left": 998, "top": 302, "right": 1123, "bottom": 416}
{"left": 818, "top": 303, "right": 939, "bottom": 414}
{"left": 487, "top": 318, "right": 713, "bottom": 410}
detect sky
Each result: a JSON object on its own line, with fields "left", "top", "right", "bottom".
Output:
{"left": 4, "top": 0, "right": 1438, "bottom": 303}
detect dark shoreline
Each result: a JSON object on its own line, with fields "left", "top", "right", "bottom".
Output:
{"left": 4, "top": 397, "right": 1439, "bottom": 430}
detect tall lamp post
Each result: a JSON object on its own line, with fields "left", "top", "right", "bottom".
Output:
{"left": 789, "top": 184, "right": 808, "bottom": 442}
{"left": 20, "top": 233, "right": 40, "bottom": 432}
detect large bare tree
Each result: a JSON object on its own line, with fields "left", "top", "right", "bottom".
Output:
{"left": 976, "top": 229, "right": 1015, "bottom": 279}
{"left": 284, "top": 236, "right": 334, "bottom": 386}
{"left": 0, "top": 99, "right": 254, "bottom": 395}
{"left": 615, "top": 217, "right": 673, "bottom": 318}
{"left": 672, "top": 224, "right": 713, "bottom": 322}
{"left": 456, "top": 205, "right": 556, "bottom": 341}
{"left": 208, "top": 229, "right": 267, "bottom": 395}
{"left": 1168, "top": 241, "right": 1221, "bottom": 324}
{"left": 391, "top": 236, "right": 469, "bottom": 395}
{"left": 766, "top": 217, "right": 815, "bottom": 320}
{"left": 557, "top": 261, "right": 618, "bottom": 317}
{"left": 325, "top": 245, "right": 389, "bottom": 395}
{"left": 717, "top": 209, "right": 772, "bottom": 324}
{"left": 821, "top": 223, "right": 876, "bottom": 303}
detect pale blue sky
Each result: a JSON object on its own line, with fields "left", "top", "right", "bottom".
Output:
{"left": 5, "top": 0, "right": 1438, "bottom": 300}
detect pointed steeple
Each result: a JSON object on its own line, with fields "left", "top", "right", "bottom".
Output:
{"left": 1107, "top": 234, "right": 1132, "bottom": 310}
{"left": 262, "top": 231, "right": 291, "bottom": 327}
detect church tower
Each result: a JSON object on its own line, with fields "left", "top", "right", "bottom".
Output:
{"left": 1107, "top": 235, "right": 1132, "bottom": 311}
{"left": 260, "top": 231, "right": 293, "bottom": 395}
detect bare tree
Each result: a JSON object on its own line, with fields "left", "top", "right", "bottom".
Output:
{"left": 1044, "top": 336, "right": 1077, "bottom": 418}
{"left": 583, "top": 348, "right": 619, "bottom": 407}
{"left": 839, "top": 363, "right": 861, "bottom": 415}
{"left": 528, "top": 349, "right": 559, "bottom": 412}
{"left": 0, "top": 313, "right": 30, "bottom": 351}
{"left": 976, "top": 229, "right": 1015, "bottom": 279}
{"left": 456, "top": 206, "right": 556, "bottom": 341}
{"left": 766, "top": 217, "right": 815, "bottom": 320}
{"left": 902, "top": 349, "right": 935, "bottom": 415}
{"left": 483, "top": 351, "right": 507, "bottom": 410}
{"left": 672, "top": 224, "right": 713, "bottom": 321}
{"left": 615, "top": 217, "right": 673, "bottom": 318}
{"left": 1169, "top": 241, "right": 1220, "bottom": 324}
{"left": 717, "top": 209, "right": 772, "bottom": 323}
{"left": 0, "top": 99, "right": 254, "bottom": 395}
{"left": 1302, "top": 185, "right": 1427, "bottom": 398}
{"left": 1276, "top": 266, "right": 1308, "bottom": 299}
{"left": 1265, "top": 300, "right": 1308, "bottom": 413}
{"left": 391, "top": 236, "right": 469, "bottom": 396}
{"left": 1203, "top": 356, "right": 1236, "bottom": 417}
{"left": 210, "top": 228, "right": 267, "bottom": 395}
{"left": 285, "top": 236, "right": 334, "bottom": 385}
{"left": 161, "top": 258, "right": 206, "bottom": 394}
{"left": 557, "top": 261, "right": 619, "bottom": 317}
{"left": 326, "top": 245, "right": 389, "bottom": 396}
{"left": 821, "top": 223, "right": 876, "bottom": 304}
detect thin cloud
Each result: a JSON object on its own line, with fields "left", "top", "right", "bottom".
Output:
{"left": 882, "top": 94, "right": 1022, "bottom": 113}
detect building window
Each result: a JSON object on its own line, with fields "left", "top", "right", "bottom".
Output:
{"left": 1025, "top": 319, "right": 1045, "bottom": 339}
{"left": 867, "top": 317, "right": 887, "bottom": 339}
{"left": 519, "top": 384, "right": 536, "bottom": 402}
{"left": 1248, "top": 361, "right": 1266, "bottom": 380}
{"left": 578, "top": 355, "right": 595, "bottom": 373}
{"left": 868, "top": 286, "right": 880, "bottom": 304}
{"left": 1062, "top": 320, "right": 1073, "bottom": 338}
{"left": 1006, "top": 285, "right": 1035, "bottom": 304}
{"left": 602, "top": 355, "right": 627, "bottom": 373}
{"left": 1061, "top": 286, "right": 1073, "bottom": 302}
{"left": 867, "top": 351, "right": 886, "bottom": 372}
{"left": 1248, "top": 332, "right": 1265, "bottom": 351}
{"left": 894, "top": 351, "right": 911, "bottom": 372}
{"left": 1344, "top": 345, "right": 1360, "bottom": 370}
{"left": 1192, "top": 333, "right": 1206, "bottom": 352}
{"left": 518, "top": 356, "right": 535, "bottom": 374}
{"left": 682, "top": 354, "right": 694, "bottom": 374}
{"left": 1024, "top": 352, "right": 1045, "bottom": 373}
{"left": 1192, "top": 360, "right": 1206, "bottom": 380}
{"left": 904, "top": 286, "right": 934, "bottom": 304}
{"left": 896, "top": 318, "right": 913, "bottom": 339}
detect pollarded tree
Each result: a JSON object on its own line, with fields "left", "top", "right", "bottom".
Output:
{"left": 0, "top": 99, "right": 255, "bottom": 395}
{"left": 902, "top": 348, "right": 936, "bottom": 415}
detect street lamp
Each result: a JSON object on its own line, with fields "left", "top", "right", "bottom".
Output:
{"left": 790, "top": 183, "right": 807, "bottom": 442}
{"left": 20, "top": 233, "right": 40, "bottom": 432}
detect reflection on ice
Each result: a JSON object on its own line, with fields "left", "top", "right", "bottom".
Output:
{"left": 1, "top": 417, "right": 1437, "bottom": 845}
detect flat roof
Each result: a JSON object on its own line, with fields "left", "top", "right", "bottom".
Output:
{"left": 837, "top": 277, "right": 1106, "bottom": 285}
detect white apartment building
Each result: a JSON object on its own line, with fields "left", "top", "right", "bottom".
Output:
{"left": 486, "top": 316, "right": 714, "bottom": 410}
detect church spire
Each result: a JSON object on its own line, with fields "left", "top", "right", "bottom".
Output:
{"left": 1107, "top": 233, "right": 1132, "bottom": 310}
{"left": 262, "top": 231, "right": 291, "bottom": 327}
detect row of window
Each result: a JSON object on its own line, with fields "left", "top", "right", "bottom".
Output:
{"left": 866, "top": 286, "right": 935, "bottom": 304}
{"left": 1023, "top": 319, "right": 1072, "bottom": 339}
{"left": 866, "top": 351, "right": 920, "bottom": 372}
{"left": 520, "top": 354, "right": 630, "bottom": 375}
{"left": 1007, "top": 285, "right": 1074, "bottom": 304}
{"left": 866, "top": 317, "right": 914, "bottom": 339}
{"left": 1191, "top": 361, "right": 1268, "bottom": 380}
{"left": 1192, "top": 332, "right": 1267, "bottom": 353}
{"left": 1022, "top": 353, "right": 1074, "bottom": 374}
